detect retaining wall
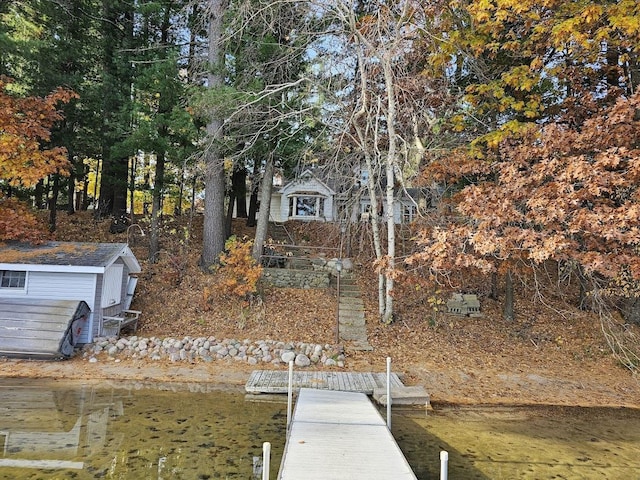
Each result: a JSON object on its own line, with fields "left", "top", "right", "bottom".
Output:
{"left": 261, "top": 268, "right": 330, "bottom": 289}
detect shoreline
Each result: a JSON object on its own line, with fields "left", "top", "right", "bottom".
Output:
{"left": 2, "top": 355, "right": 639, "bottom": 410}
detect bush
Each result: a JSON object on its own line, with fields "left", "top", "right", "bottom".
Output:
{"left": 218, "top": 236, "right": 262, "bottom": 299}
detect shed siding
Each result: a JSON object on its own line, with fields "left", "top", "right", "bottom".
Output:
{"left": 25, "top": 271, "right": 97, "bottom": 343}
{"left": 94, "top": 273, "right": 103, "bottom": 339}
{"left": 119, "top": 261, "right": 130, "bottom": 307}
{"left": 95, "top": 260, "right": 132, "bottom": 339}
{"left": 101, "top": 264, "right": 124, "bottom": 308}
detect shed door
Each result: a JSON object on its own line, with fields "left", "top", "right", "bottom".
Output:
{"left": 101, "top": 265, "right": 124, "bottom": 308}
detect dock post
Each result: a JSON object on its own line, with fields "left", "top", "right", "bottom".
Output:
{"left": 262, "top": 442, "right": 271, "bottom": 480}
{"left": 386, "top": 356, "right": 391, "bottom": 429}
{"left": 287, "top": 360, "right": 294, "bottom": 431}
{"left": 440, "top": 450, "right": 448, "bottom": 480}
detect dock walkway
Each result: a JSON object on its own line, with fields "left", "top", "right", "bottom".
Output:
{"left": 278, "top": 388, "right": 417, "bottom": 479}
{"left": 245, "top": 370, "right": 404, "bottom": 394}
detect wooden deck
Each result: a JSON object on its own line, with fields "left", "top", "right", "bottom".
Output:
{"left": 245, "top": 370, "right": 405, "bottom": 394}
{"left": 278, "top": 388, "right": 417, "bottom": 479}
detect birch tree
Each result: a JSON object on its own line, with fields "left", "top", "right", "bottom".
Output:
{"left": 321, "top": 1, "right": 450, "bottom": 323}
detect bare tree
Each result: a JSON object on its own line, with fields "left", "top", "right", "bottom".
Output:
{"left": 319, "top": 0, "right": 446, "bottom": 323}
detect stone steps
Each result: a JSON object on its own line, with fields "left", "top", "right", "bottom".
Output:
{"left": 267, "top": 223, "right": 294, "bottom": 244}
{"left": 339, "top": 316, "right": 365, "bottom": 327}
{"left": 336, "top": 273, "right": 371, "bottom": 351}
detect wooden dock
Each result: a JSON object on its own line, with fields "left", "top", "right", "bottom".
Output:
{"left": 278, "top": 388, "right": 417, "bottom": 479}
{"left": 245, "top": 370, "right": 405, "bottom": 394}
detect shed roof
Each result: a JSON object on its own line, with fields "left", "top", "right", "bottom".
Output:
{"left": 0, "top": 241, "right": 141, "bottom": 274}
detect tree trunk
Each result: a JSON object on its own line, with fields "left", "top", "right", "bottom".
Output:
{"left": 129, "top": 155, "right": 136, "bottom": 220}
{"left": 48, "top": 175, "right": 60, "bottom": 233}
{"left": 200, "top": 0, "right": 228, "bottom": 271}
{"left": 381, "top": 57, "right": 397, "bottom": 325}
{"left": 246, "top": 157, "right": 261, "bottom": 227}
{"left": 35, "top": 180, "right": 44, "bottom": 209}
{"left": 149, "top": 150, "right": 165, "bottom": 263}
{"left": 350, "top": 23, "right": 387, "bottom": 319}
{"left": 252, "top": 155, "right": 274, "bottom": 261}
{"left": 175, "top": 169, "right": 185, "bottom": 216}
{"left": 67, "top": 172, "right": 75, "bottom": 215}
{"left": 233, "top": 166, "right": 247, "bottom": 218}
{"left": 190, "top": 174, "right": 197, "bottom": 215}
{"left": 503, "top": 269, "right": 515, "bottom": 321}
{"left": 225, "top": 191, "right": 235, "bottom": 238}
{"left": 490, "top": 271, "right": 498, "bottom": 300}
{"left": 81, "top": 162, "right": 90, "bottom": 210}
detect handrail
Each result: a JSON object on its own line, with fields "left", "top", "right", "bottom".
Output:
{"left": 268, "top": 215, "right": 296, "bottom": 245}
{"left": 263, "top": 243, "right": 339, "bottom": 251}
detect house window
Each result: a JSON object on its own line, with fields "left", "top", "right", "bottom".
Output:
{"left": 0, "top": 270, "right": 26, "bottom": 289}
{"left": 403, "top": 204, "right": 417, "bottom": 223}
{"left": 288, "top": 195, "right": 324, "bottom": 218}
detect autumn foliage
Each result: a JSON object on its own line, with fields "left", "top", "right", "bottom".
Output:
{"left": 0, "top": 76, "right": 76, "bottom": 240}
{"left": 409, "top": 92, "right": 640, "bottom": 292}
{"left": 217, "top": 236, "right": 263, "bottom": 299}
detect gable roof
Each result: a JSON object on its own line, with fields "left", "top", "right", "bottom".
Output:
{"left": 0, "top": 241, "right": 141, "bottom": 274}
{"left": 279, "top": 169, "right": 336, "bottom": 196}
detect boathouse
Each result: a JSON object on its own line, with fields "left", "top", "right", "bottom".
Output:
{"left": 0, "top": 241, "right": 141, "bottom": 353}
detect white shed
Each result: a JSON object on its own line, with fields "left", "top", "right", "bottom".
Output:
{"left": 0, "top": 241, "right": 141, "bottom": 344}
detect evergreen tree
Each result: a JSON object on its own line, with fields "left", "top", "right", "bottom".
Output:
{"left": 98, "top": 0, "right": 136, "bottom": 218}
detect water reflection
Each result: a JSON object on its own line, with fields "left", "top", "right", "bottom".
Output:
{"left": 0, "top": 380, "right": 285, "bottom": 479}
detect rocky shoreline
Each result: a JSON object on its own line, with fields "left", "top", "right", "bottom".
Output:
{"left": 84, "top": 336, "right": 346, "bottom": 368}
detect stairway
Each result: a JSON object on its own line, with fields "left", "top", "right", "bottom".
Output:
{"left": 267, "top": 222, "right": 294, "bottom": 244}
{"left": 334, "top": 273, "right": 373, "bottom": 351}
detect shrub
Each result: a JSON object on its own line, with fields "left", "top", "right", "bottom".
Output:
{"left": 218, "top": 236, "right": 262, "bottom": 299}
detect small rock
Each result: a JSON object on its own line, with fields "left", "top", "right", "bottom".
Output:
{"left": 281, "top": 351, "right": 296, "bottom": 363}
{"left": 295, "top": 354, "right": 311, "bottom": 367}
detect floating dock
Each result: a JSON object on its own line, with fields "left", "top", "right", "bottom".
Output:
{"left": 278, "top": 388, "right": 417, "bottom": 479}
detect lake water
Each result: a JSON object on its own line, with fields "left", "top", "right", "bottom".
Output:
{"left": 1, "top": 380, "right": 638, "bottom": 479}
{"left": 393, "top": 405, "right": 640, "bottom": 479}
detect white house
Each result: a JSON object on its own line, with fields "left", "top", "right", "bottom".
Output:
{"left": 270, "top": 169, "right": 336, "bottom": 222}
{"left": 263, "top": 169, "right": 427, "bottom": 224}
{"left": 0, "top": 241, "right": 141, "bottom": 347}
